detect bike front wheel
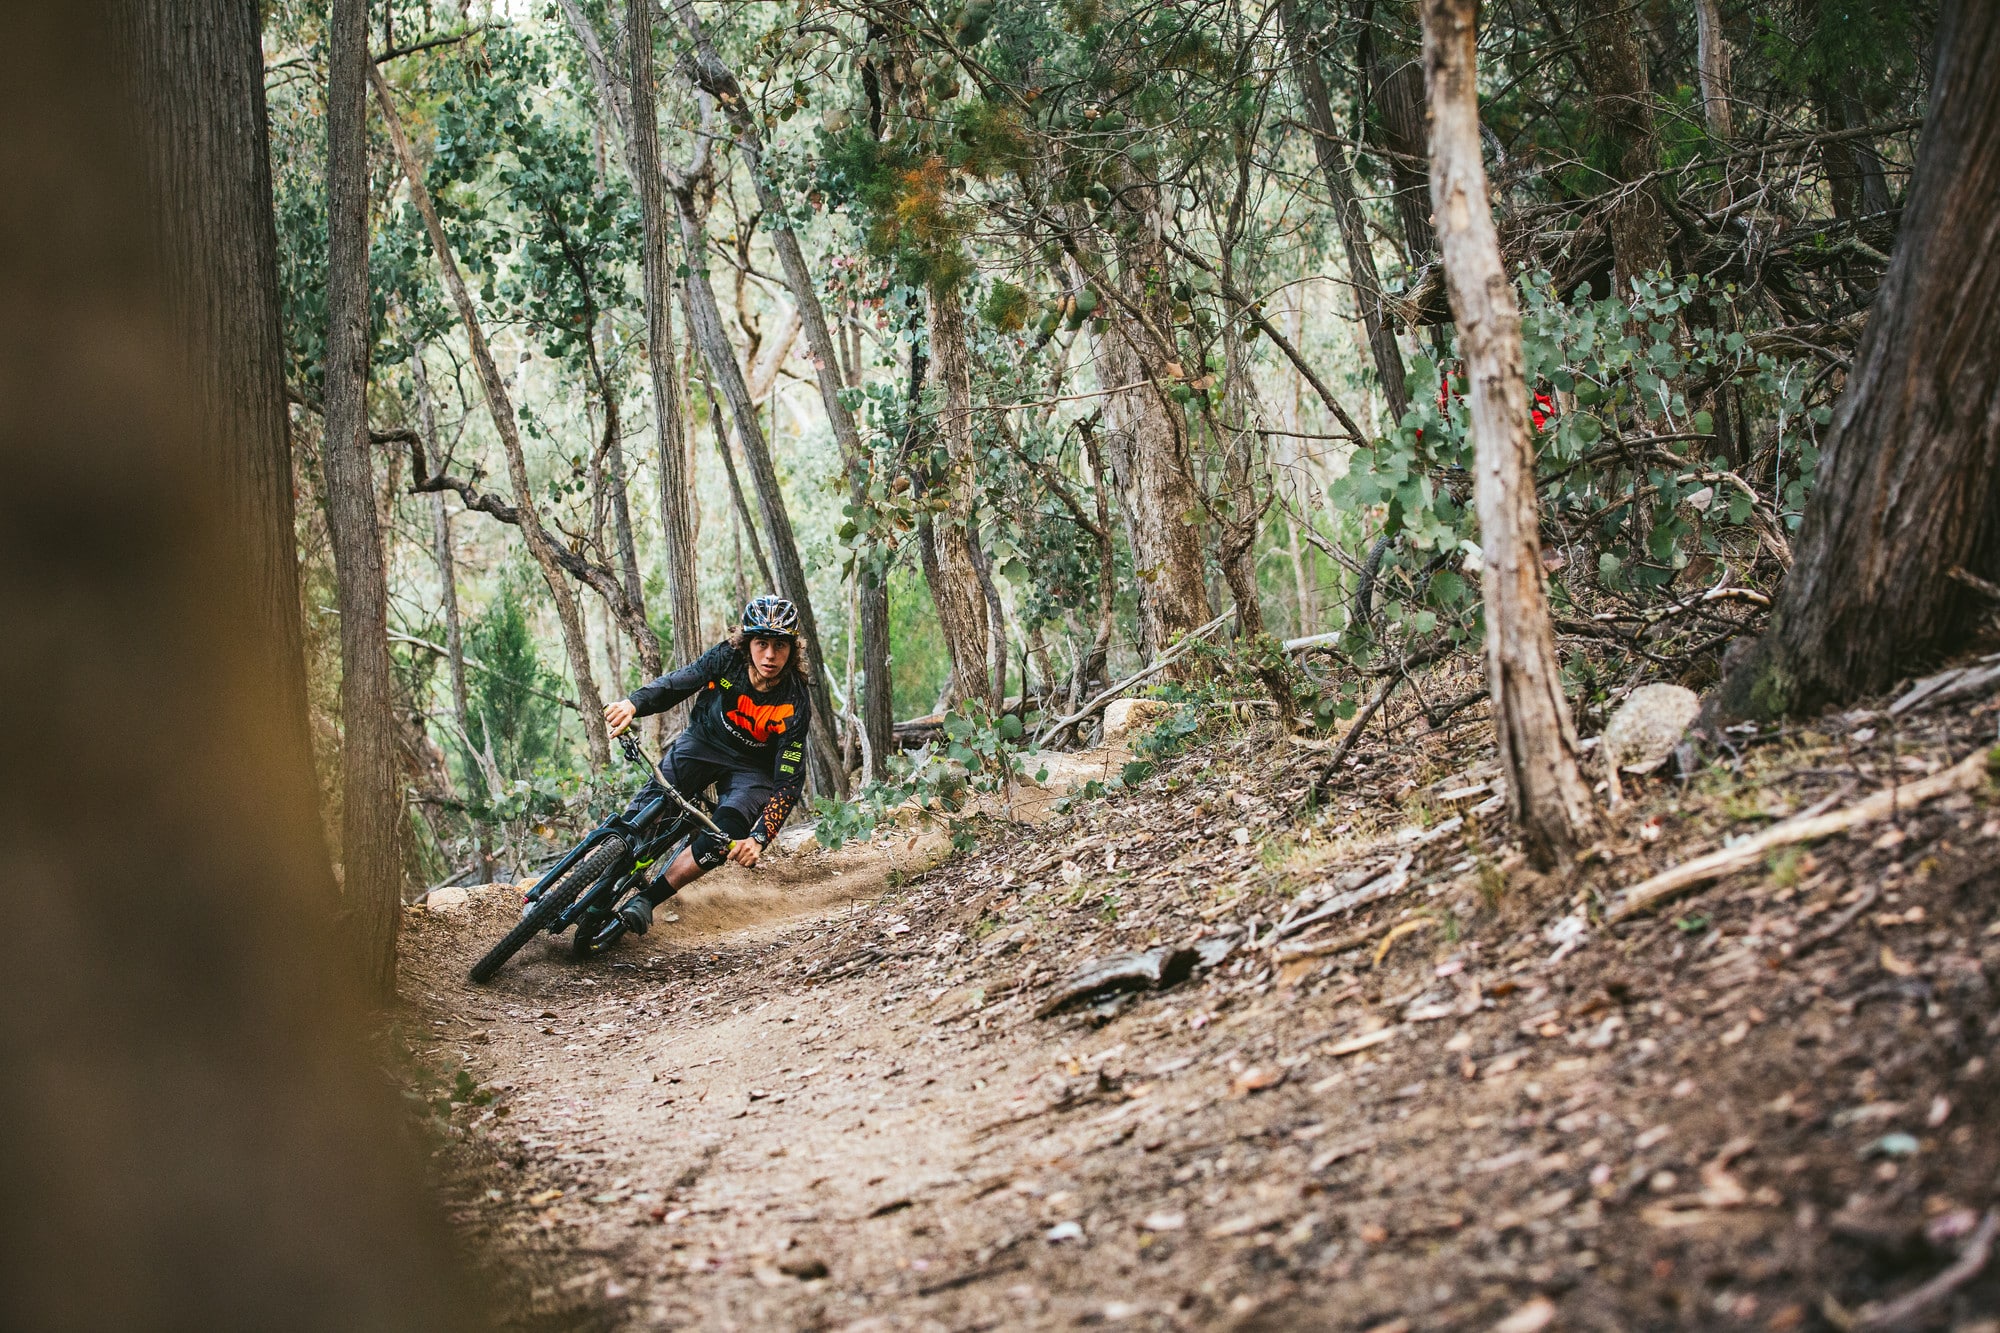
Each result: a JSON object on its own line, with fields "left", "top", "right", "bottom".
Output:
{"left": 468, "top": 836, "right": 628, "bottom": 984}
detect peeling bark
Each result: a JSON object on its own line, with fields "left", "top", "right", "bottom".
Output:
{"left": 1422, "top": 0, "right": 1597, "bottom": 865}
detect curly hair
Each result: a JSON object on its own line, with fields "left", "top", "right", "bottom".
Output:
{"left": 726, "top": 627, "right": 814, "bottom": 684}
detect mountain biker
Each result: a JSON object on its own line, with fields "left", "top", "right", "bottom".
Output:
{"left": 601, "top": 595, "right": 813, "bottom": 935}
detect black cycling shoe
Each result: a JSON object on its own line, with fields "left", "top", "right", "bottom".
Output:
{"left": 617, "top": 894, "right": 654, "bottom": 936}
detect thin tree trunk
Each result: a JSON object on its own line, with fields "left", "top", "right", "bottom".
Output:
{"left": 1422, "top": 0, "right": 1597, "bottom": 866}
{"left": 370, "top": 65, "right": 610, "bottom": 765}
{"left": 706, "top": 380, "right": 776, "bottom": 594}
{"left": 969, "top": 525, "right": 1008, "bottom": 711}
{"left": 1693, "top": 0, "right": 1733, "bottom": 139}
{"left": 12, "top": 5, "right": 477, "bottom": 1323}
{"left": 1710, "top": 0, "right": 2000, "bottom": 721}
{"left": 103, "top": 0, "right": 322, "bottom": 883}
{"left": 410, "top": 348, "right": 473, "bottom": 773}
{"left": 1574, "top": 0, "right": 1672, "bottom": 291}
{"left": 673, "top": 191, "right": 845, "bottom": 794}
{"left": 925, "top": 278, "right": 996, "bottom": 709}
{"left": 588, "top": 324, "right": 656, "bottom": 681}
{"left": 1078, "top": 423, "right": 1119, "bottom": 704}
{"left": 623, "top": 0, "right": 702, "bottom": 675}
{"left": 674, "top": 0, "right": 895, "bottom": 763}
{"left": 1280, "top": 0, "right": 1410, "bottom": 422}
{"left": 324, "top": 0, "right": 401, "bottom": 992}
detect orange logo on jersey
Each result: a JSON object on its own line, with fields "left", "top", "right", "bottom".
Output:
{"left": 725, "top": 695, "right": 794, "bottom": 743}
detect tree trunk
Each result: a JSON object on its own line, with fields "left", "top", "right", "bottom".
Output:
{"left": 1422, "top": 0, "right": 1597, "bottom": 866}
{"left": 102, "top": 0, "right": 322, "bottom": 882}
{"left": 1693, "top": 0, "right": 1732, "bottom": 139}
{"left": 583, "top": 322, "right": 659, "bottom": 687}
{"left": 1709, "top": 0, "right": 2000, "bottom": 721}
{"left": 5, "top": 5, "right": 478, "bottom": 1324}
{"left": 704, "top": 380, "right": 777, "bottom": 593}
{"left": 924, "top": 278, "right": 997, "bottom": 709}
{"left": 672, "top": 0, "right": 895, "bottom": 765}
{"left": 1574, "top": 0, "right": 1672, "bottom": 291}
{"left": 1086, "top": 219, "right": 1214, "bottom": 666}
{"left": 623, "top": 0, "right": 702, "bottom": 676}
{"left": 673, "top": 193, "right": 846, "bottom": 795}
{"left": 1280, "top": 0, "right": 1410, "bottom": 423}
{"left": 1360, "top": 36, "right": 1438, "bottom": 263}
{"left": 370, "top": 66, "right": 610, "bottom": 766}
{"left": 411, "top": 351, "right": 472, "bottom": 767}
{"left": 322, "top": 0, "right": 401, "bottom": 996}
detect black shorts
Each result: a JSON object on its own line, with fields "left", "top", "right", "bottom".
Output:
{"left": 623, "top": 731, "right": 773, "bottom": 868}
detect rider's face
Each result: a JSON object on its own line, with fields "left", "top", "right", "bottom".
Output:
{"left": 747, "top": 634, "right": 792, "bottom": 681}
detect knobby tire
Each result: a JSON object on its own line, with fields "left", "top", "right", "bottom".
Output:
{"left": 467, "top": 836, "right": 628, "bottom": 984}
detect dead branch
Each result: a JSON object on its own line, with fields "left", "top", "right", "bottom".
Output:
{"left": 1609, "top": 747, "right": 1996, "bottom": 921}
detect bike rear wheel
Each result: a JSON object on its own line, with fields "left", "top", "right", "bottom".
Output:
{"left": 467, "top": 836, "right": 628, "bottom": 984}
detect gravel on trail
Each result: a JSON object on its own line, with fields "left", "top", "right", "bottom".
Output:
{"left": 396, "top": 684, "right": 2000, "bottom": 1331}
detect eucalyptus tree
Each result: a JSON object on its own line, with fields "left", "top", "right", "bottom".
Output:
{"left": 323, "top": 0, "right": 402, "bottom": 995}
{"left": 1712, "top": 0, "right": 2000, "bottom": 721}
{"left": 1421, "top": 0, "right": 1595, "bottom": 864}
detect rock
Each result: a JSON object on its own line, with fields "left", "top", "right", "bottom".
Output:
{"left": 1102, "top": 697, "right": 1174, "bottom": 743}
{"left": 423, "top": 885, "right": 470, "bottom": 910}
{"left": 774, "top": 825, "right": 818, "bottom": 855}
{"left": 1035, "top": 945, "right": 1200, "bottom": 1017}
{"left": 1602, "top": 683, "right": 1700, "bottom": 774}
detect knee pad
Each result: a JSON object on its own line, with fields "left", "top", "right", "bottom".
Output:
{"left": 689, "top": 808, "right": 751, "bottom": 871}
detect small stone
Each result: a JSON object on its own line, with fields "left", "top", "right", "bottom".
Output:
{"left": 1601, "top": 684, "right": 1700, "bottom": 774}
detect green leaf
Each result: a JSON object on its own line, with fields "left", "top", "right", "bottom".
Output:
{"left": 1692, "top": 409, "right": 1714, "bottom": 435}
{"left": 1120, "top": 760, "right": 1154, "bottom": 784}
{"left": 998, "top": 714, "right": 1023, "bottom": 739}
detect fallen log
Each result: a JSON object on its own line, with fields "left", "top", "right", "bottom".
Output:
{"left": 1609, "top": 746, "right": 1997, "bottom": 922}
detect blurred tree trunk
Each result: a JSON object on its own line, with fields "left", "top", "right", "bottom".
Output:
{"left": 370, "top": 66, "right": 611, "bottom": 766}
{"left": 5, "top": 4, "right": 479, "bottom": 1325}
{"left": 1573, "top": 0, "right": 1672, "bottom": 290}
{"left": 1280, "top": 0, "right": 1410, "bottom": 423}
{"left": 1422, "top": 0, "right": 1597, "bottom": 866}
{"left": 101, "top": 0, "right": 321, "bottom": 876}
{"left": 621, "top": 0, "right": 703, "bottom": 682}
{"left": 924, "top": 278, "right": 997, "bottom": 709}
{"left": 1710, "top": 0, "right": 2000, "bottom": 721}
{"left": 323, "top": 0, "right": 402, "bottom": 995}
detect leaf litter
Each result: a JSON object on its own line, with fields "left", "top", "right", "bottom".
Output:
{"left": 393, "top": 662, "right": 2000, "bottom": 1329}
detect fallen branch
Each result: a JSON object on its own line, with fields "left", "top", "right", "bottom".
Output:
{"left": 1854, "top": 1208, "right": 1997, "bottom": 1332}
{"left": 1034, "top": 608, "right": 1234, "bottom": 746}
{"left": 1609, "top": 747, "right": 1997, "bottom": 921}
{"left": 1312, "top": 675, "right": 1403, "bottom": 790}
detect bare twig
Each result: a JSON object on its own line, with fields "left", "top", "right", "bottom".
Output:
{"left": 1853, "top": 1209, "right": 1997, "bottom": 1332}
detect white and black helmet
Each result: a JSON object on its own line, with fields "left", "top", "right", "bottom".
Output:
{"left": 741, "top": 595, "right": 801, "bottom": 639}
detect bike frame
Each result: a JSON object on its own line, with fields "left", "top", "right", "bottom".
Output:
{"left": 522, "top": 734, "right": 711, "bottom": 935}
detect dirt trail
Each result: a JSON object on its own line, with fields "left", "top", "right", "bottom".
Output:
{"left": 402, "top": 703, "right": 2000, "bottom": 1331}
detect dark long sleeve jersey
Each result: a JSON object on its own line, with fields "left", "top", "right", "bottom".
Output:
{"left": 626, "top": 641, "right": 812, "bottom": 842}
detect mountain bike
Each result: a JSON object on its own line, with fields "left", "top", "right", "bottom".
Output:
{"left": 465, "top": 733, "right": 734, "bottom": 984}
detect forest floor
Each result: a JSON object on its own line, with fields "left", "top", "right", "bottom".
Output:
{"left": 397, "top": 668, "right": 2000, "bottom": 1332}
